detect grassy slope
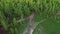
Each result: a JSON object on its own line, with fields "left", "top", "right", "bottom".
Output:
{"left": 33, "top": 14, "right": 60, "bottom": 34}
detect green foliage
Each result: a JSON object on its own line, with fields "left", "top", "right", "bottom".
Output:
{"left": 33, "top": 16, "right": 60, "bottom": 34}
{"left": 0, "top": 0, "right": 60, "bottom": 34}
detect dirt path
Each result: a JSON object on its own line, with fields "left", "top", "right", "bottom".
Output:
{"left": 23, "top": 19, "right": 46, "bottom": 34}
{"left": 22, "top": 11, "right": 60, "bottom": 34}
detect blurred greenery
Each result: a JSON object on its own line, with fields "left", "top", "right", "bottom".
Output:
{"left": 33, "top": 15, "right": 60, "bottom": 34}
{"left": 0, "top": 0, "right": 60, "bottom": 34}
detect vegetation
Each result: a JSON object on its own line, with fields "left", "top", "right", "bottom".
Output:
{"left": 0, "top": 0, "right": 60, "bottom": 34}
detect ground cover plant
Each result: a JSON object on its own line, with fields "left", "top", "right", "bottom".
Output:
{"left": 0, "top": 0, "right": 60, "bottom": 34}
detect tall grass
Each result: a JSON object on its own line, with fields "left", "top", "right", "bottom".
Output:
{"left": 0, "top": 0, "right": 60, "bottom": 34}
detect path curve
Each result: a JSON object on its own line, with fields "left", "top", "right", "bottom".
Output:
{"left": 23, "top": 19, "right": 47, "bottom": 34}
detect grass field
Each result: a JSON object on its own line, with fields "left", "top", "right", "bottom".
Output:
{"left": 33, "top": 15, "right": 60, "bottom": 34}
{"left": 0, "top": 0, "right": 60, "bottom": 34}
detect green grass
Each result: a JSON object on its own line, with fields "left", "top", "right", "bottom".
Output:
{"left": 33, "top": 15, "right": 60, "bottom": 34}
{"left": 0, "top": 0, "right": 60, "bottom": 34}
{"left": 19, "top": 19, "right": 29, "bottom": 34}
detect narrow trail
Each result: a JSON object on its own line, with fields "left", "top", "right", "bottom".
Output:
{"left": 22, "top": 11, "right": 60, "bottom": 34}
{"left": 23, "top": 19, "right": 47, "bottom": 34}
